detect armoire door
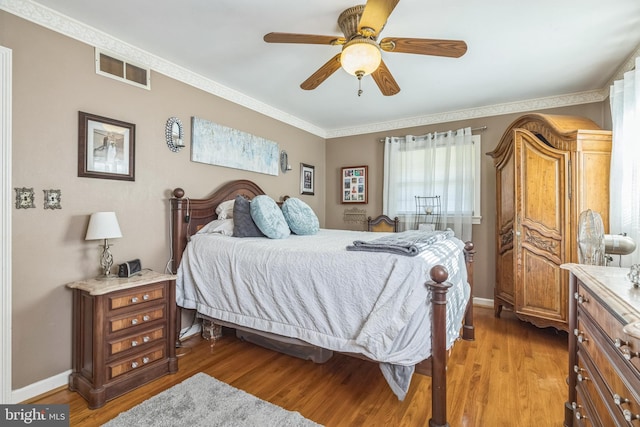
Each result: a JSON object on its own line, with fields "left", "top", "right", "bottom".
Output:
{"left": 494, "top": 143, "right": 515, "bottom": 310}
{"left": 513, "top": 129, "right": 570, "bottom": 326}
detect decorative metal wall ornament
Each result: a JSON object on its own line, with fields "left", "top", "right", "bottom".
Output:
{"left": 165, "top": 117, "right": 184, "bottom": 152}
{"left": 43, "top": 189, "right": 62, "bottom": 209}
{"left": 14, "top": 187, "right": 35, "bottom": 209}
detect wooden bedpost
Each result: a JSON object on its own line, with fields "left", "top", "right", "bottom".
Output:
{"left": 463, "top": 241, "right": 475, "bottom": 341}
{"left": 427, "top": 265, "right": 451, "bottom": 427}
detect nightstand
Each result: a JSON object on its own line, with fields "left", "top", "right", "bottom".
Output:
{"left": 67, "top": 270, "right": 178, "bottom": 409}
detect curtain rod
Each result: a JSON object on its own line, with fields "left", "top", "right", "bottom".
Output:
{"left": 378, "top": 126, "right": 487, "bottom": 142}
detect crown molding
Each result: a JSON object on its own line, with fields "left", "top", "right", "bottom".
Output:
{"left": 2, "top": 0, "right": 632, "bottom": 140}
{"left": 325, "top": 88, "right": 609, "bottom": 138}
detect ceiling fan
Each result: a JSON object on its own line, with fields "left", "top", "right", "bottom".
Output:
{"left": 263, "top": 0, "right": 467, "bottom": 96}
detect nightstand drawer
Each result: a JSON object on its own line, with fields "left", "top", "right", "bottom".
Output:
{"left": 108, "top": 326, "right": 165, "bottom": 357}
{"left": 109, "top": 306, "right": 165, "bottom": 333}
{"left": 108, "top": 346, "right": 165, "bottom": 380}
{"left": 109, "top": 284, "right": 165, "bottom": 311}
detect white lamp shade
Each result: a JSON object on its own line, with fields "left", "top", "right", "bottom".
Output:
{"left": 85, "top": 211, "right": 123, "bottom": 240}
{"left": 340, "top": 38, "right": 382, "bottom": 76}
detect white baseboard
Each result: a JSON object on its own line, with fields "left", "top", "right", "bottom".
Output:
{"left": 11, "top": 369, "right": 71, "bottom": 404}
{"left": 473, "top": 297, "right": 493, "bottom": 308}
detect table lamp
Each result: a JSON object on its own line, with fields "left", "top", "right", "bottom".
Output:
{"left": 85, "top": 211, "right": 122, "bottom": 278}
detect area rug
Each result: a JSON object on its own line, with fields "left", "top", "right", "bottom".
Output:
{"left": 102, "top": 372, "right": 322, "bottom": 427}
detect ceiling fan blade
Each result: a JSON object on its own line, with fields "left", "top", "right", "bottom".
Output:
{"left": 300, "top": 54, "right": 342, "bottom": 90}
{"left": 264, "top": 32, "right": 345, "bottom": 46}
{"left": 371, "top": 60, "right": 400, "bottom": 96}
{"left": 380, "top": 37, "right": 467, "bottom": 58}
{"left": 358, "top": 0, "right": 400, "bottom": 36}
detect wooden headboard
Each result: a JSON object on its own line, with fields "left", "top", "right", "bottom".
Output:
{"left": 169, "top": 179, "right": 266, "bottom": 273}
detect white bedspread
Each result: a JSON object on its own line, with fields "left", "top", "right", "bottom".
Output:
{"left": 176, "top": 228, "right": 470, "bottom": 399}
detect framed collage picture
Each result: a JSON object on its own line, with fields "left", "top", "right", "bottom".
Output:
{"left": 341, "top": 165, "right": 368, "bottom": 204}
{"left": 300, "top": 163, "right": 315, "bottom": 195}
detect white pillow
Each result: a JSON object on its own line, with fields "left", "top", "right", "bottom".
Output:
{"left": 215, "top": 199, "right": 235, "bottom": 220}
{"left": 197, "top": 219, "right": 234, "bottom": 236}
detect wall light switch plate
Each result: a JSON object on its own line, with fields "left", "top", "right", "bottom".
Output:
{"left": 14, "top": 187, "right": 35, "bottom": 209}
{"left": 43, "top": 189, "right": 62, "bottom": 209}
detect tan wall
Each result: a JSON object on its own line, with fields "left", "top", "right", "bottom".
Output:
{"left": 326, "top": 103, "right": 608, "bottom": 303}
{"left": 2, "top": 12, "right": 325, "bottom": 389}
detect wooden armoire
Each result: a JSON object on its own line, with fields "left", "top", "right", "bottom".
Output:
{"left": 487, "top": 113, "right": 612, "bottom": 331}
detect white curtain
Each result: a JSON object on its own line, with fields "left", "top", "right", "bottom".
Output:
{"left": 383, "top": 127, "right": 474, "bottom": 242}
{"left": 610, "top": 57, "right": 640, "bottom": 266}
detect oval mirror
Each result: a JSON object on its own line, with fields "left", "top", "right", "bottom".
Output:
{"left": 165, "top": 117, "right": 184, "bottom": 152}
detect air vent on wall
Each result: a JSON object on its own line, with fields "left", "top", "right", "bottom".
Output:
{"left": 95, "top": 49, "right": 150, "bottom": 90}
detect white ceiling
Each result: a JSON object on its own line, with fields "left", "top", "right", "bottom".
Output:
{"left": 7, "top": 0, "right": 640, "bottom": 137}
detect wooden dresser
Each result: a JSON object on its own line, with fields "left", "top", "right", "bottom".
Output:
{"left": 564, "top": 263, "right": 640, "bottom": 426}
{"left": 67, "top": 271, "right": 178, "bottom": 409}
{"left": 487, "top": 114, "right": 611, "bottom": 331}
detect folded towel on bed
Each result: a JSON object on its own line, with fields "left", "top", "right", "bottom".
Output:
{"left": 346, "top": 229, "right": 455, "bottom": 256}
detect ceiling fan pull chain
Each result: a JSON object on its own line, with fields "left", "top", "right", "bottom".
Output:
{"left": 357, "top": 70, "right": 364, "bottom": 96}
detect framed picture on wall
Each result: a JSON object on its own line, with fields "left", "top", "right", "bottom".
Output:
{"left": 341, "top": 165, "right": 368, "bottom": 204}
{"left": 300, "top": 163, "right": 314, "bottom": 195}
{"left": 78, "top": 111, "right": 135, "bottom": 181}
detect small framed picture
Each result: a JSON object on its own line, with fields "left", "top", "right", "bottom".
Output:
{"left": 78, "top": 111, "right": 135, "bottom": 181}
{"left": 341, "top": 165, "right": 368, "bottom": 204}
{"left": 300, "top": 163, "right": 315, "bottom": 195}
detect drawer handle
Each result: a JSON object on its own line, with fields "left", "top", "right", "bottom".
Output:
{"left": 622, "top": 348, "right": 640, "bottom": 360}
{"left": 624, "top": 409, "right": 640, "bottom": 422}
{"left": 131, "top": 297, "right": 139, "bottom": 303}
{"left": 142, "top": 357, "right": 150, "bottom": 364}
{"left": 573, "top": 365, "right": 585, "bottom": 374}
{"left": 575, "top": 411, "right": 588, "bottom": 421}
{"left": 131, "top": 361, "right": 139, "bottom": 369}
{"left": 143, "top": 294, "right": 150, "bottom": 301}
{"left": 577, "top": 373, "right": 589, "bottom": 382}
{"left": 615, "top": 338, "right": 630, "bottom": 348}
{"left": 131, "top": 319, "right": 138, "bottom": 325}
{"left": 143, "top": 336, "right": 150, "bottom": 343}
{"left": 131, "top": 340, "right": 138, "bottom": 347}
{"left": 574, "top": 329, "right": 589, "bottom": 343}
{"left": 574, "top": 292, "right": 589, "bottom": 304}
{"left": 143, "top": 315, "right": 150, "bottom": 322}
{"left": 614, "top": 393, "right": 630, "bottom": 406}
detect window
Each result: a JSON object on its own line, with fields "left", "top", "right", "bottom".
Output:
{"left": 95, "top": 49, "right": 150, "bottom": 90}
{"left": 387, "top": 135, "right": 481, "bottom": 223}
{"left": 383, "top": 129, "right": 480, "bottom": 241}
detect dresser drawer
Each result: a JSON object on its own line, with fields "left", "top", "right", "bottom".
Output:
{"left": 108, "top": 326, "right": 166, "bottom": 357}
{"left": 108, "top": 345, "right": 166, "bottom": 380}
{"left": 109, "top": 306, "right": 165, "bottom": 334}
{"left": 108, "top": 284, "right": 165, "bottom": 311}
{"left": 575, "top": 283, "right": 628, "bottom": 349}
{"left": 575, "top": 346, "right": 619, "bottom": 427}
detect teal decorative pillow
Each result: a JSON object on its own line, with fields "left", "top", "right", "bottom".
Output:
{"left": 232, "top": 195, "right": 265, "bottom": 238}
{"left": 282, "top": 198, "right": 319, "bottom": 235}
{"left": 250, "top": 195, "right": 291, "bottom": 239}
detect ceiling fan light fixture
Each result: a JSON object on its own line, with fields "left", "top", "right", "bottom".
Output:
{"left": 340, "top": 38, "right": 381, "bottom": 77}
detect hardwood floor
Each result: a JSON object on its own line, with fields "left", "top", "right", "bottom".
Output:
{"left": 28, "top": 307, "right": 568, "bottom": 426}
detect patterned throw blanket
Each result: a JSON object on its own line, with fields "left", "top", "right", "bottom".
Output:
{"left": 346, "top": 229, "right": 455, "bottom": 256}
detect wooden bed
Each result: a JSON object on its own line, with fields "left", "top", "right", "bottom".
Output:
{"left": 170, "top": 179, "right": 476, "bottom": 427}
